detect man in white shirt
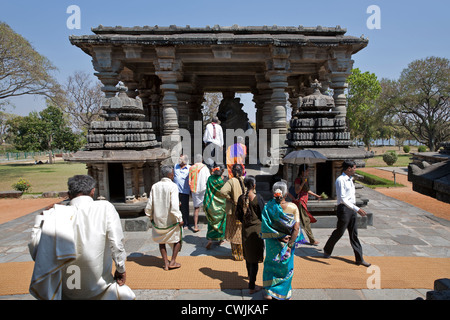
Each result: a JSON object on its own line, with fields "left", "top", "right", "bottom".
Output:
{"left": 145, "top": 165, "right": 184, "bottom": 270}
{"left": 203, "top": 116, "right": 224, "bottom": 168}
{"left": 323, "top": 160, "right": 371, "bottom": 267}
{"left": 29, "top": 175, "right": 134, "bottom": 300}
{"left": 174, "top": 155, "right": 191, "bottom": 228}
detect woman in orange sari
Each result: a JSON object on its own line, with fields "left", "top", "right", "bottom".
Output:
{"left": 226, "top": 136, "right": 246, "bottom": 178}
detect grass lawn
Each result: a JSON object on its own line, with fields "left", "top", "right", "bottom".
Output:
{"left": 0, "top": 161, "right": 87, "bottom": 194}
{"left": 365, "top": 154, "right": 412, "bottom": 167}
{"left": 355, "top": 170, "right": 405, "bottom": 188}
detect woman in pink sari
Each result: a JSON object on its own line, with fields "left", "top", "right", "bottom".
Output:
{"left": 293, "top": 164, "right": 322, "bottom": 245}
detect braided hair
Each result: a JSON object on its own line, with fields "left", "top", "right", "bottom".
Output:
{"left": 242, "top": 175, "right": 256, "bottom": 224}
{"left": 232, "top": 163, "right": 245, "bottom": 194}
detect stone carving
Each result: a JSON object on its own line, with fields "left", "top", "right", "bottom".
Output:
{"left": 300, "top": 80, "right": 335, "bottom": 111}
{"left": 408, "top": 142, "right": 450, "bottom": 204}
{"left": 286, "top": 80, "right": 351, "bottom": 147}
{"left": 86, "top": 83, "right": 159, "bottom": 150}
{"left": 217, "top": 95, "right": 252, "bottom": 132}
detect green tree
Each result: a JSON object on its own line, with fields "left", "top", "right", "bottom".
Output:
{"left": 380, "top": 56, "right": 450, "bottom": 151}
{"left": 7, "top": 105, "right": 83, "bottom": 158}
{"left": 346, "top": 68, "right": 383, "bottom": 150}
{"left": 39, "top": 105, "right": 83, "bottom": 152}
{"left": 7, "top": 112, "right": 44, "bottom": 151}
{"left": 0, "top": 22, "right": 58, "bottom": 101}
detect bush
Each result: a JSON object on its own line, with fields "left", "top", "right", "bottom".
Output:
{"left": 403, "top": 145, "right": 410, "bottom": 153}
{"left": 12, "top": 178, "right": 32, "bottom": 192}
{"left": 382, "top": 150, "right": 398, "bottom": 166}
{"left": 418, "top": 145, "right": 427, "bottom": 152}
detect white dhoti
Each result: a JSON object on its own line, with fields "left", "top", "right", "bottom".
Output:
{"left": 151, "top": 220, "right": 183, "bottom": 244}
{"left": 145, "top": 177, "right": 184, "bottom": 245}
{"left": 192, "top": 190, "right": 206, "bottom": 208}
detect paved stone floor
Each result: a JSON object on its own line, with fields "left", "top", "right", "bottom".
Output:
{"left": 1, "top": 177, "right": 449, "bottom": 300}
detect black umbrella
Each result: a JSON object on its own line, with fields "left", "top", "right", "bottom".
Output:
{"left": 283, "top": 149, "right": 327, "bottom": 165}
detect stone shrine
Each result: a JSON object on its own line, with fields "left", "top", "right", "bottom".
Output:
{"left": 284, "top": 80, "right": 373, "bottom": 218}
{"left": 66, "top": 24, "right": 369, "bottom": 221}
{"left": 64, "top": 84, "right": 169, "bottom": 217}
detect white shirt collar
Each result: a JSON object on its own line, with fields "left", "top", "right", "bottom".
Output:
{"left": 342, "top": 172, "right": 353, "bottom": 181}
{"left": 70, "top": 195, "right": 94, "bottom": 206}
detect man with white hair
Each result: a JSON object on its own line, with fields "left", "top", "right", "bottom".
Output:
{"left": 188, "top": 154, "right": 211, "bottom": 232}
{"left": 145, "top": 165, "right": 184, "bottom": 270}
{"left": 29, "top": 175, "right": 134, "bottom": 300}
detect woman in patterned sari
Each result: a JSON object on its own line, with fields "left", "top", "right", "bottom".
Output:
{"left": 293, "top": 164, "right": 321, "bottom": 245}
{"left": 220, "top": 163, "right": 246, "bottom": 261}
{"left": 261, "top": 181, "right": 306, "bottom": 300}
{"left": 204, "top": 165, "right": 227, "bottom": 249}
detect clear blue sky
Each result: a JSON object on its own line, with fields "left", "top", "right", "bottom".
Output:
{"left": 1, "top": 0, "right": 449, "bottom": 118}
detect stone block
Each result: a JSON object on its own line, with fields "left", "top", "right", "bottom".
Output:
{"left": 434, "top": 278, "right": 450, "bottom": 291}
{"left": 0, "top": 191, "right": 23, "bottom": 198}
{"left": 42, "top": 191, "right": 68, "bottom": 198}
{"left": 426, "top": 278, "right": 450, "bottom": 300}
{"left": 426, "top": 290, "right": 450, "bottom": 300}
{"left": 122, "top": 216, "right": 150, "bottom": 231}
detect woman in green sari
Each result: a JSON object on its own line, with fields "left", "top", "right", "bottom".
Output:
{"left": 204, "top": 165, "right": 227, "bottom": 249}
{"left": 261, "top": 181, "right": 307, "bottom": 300}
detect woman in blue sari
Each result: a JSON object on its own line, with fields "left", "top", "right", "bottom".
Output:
{"left": 261, "top": 181, "right": 306, "bottom": 300}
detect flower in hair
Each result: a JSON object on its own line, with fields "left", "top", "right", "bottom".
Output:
{"left": 273, "top": 189, "right": 283, "bottom": 198}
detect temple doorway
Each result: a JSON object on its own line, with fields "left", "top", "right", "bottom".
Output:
{"left": 108, "top": 163, "right": 125, "bottom": 202}
{"left": 316, "top": 161, "right": 333, "bottom": 199}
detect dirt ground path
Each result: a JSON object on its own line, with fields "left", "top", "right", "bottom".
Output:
{"left": 0, "top": 198, "right": 65, "bottom": 224}
{"left": 358, "top": 167, "right": 450, "bottom": 221}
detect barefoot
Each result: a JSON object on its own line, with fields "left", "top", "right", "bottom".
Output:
{"left": 206, "top": 241, "right": 212, "bottom": 250}
{"left": 168, "top": 262, "right": 181, "bottom": 270}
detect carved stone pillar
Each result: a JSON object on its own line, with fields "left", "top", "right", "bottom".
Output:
{"left": 92, "top": 46, "right": 123, "bottom": 98}
{"left": 288, "top": 90, "right": 300, "bottom": 119}
{"left": 122, "top": 163, "right": 134, "bottom": 200}
{"left": 328, "top": 49, "right": 354, "bottom": 119}
{"left": 150, "top": 92, "right": 163, "bottom": 139}
{"left": 255, "top": 81, "right": 272, "bottom": 130}
{"left": 252, "top": 92, "right": 264, "bottom": 131}
{"left": 135, "top": 163, "right": 145, "bottom": 198}
{"left": 137, "top": 88, "right": 152, "bottom": 122}
{"left": 266, "top": 46, "right": 290, "bottom": 137}
{"left": 177, "top": 82, "right": 194, "bottom": 132}
{"left": 268, "top": 71, "right": 288, "bottom": 135}
{"left": 155, "top": 47, "right": 181, "bottom": 146}
{"left": 93, "top": 163, "right": 109, "bottom": 200}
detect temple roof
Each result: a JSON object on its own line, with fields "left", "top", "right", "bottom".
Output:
{"left": 69, "top": 24, "right": 368, "bottom": 52}
{"left": 91, "top": 24, "right": 348, "bottom": 36}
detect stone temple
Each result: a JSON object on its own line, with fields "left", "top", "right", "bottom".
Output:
{"left": 65, "top": 24, "right": 371, "bottom": 221}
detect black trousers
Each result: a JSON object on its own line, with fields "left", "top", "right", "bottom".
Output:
{"left": 179, "top": 193, "right": 190, "bottom": 227}
{"left": 323, "top": 204, "right": 364, "bottom": 262}
{"left": 245, "top": 262, "right": 259, "bottom": 290}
